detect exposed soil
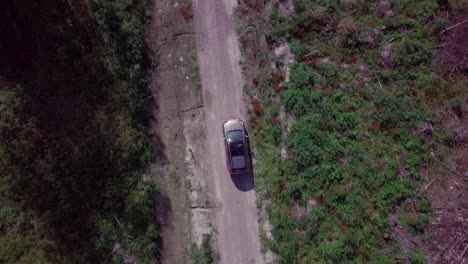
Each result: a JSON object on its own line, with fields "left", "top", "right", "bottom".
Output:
{"left": 436, "top": 11, "right": 468, "bottom": 76}
{"left": 420, "top": 11, "right": 468, "bottom": 264}
{"left": 146, "top": 0, "right": 210, "bottom": 262}
{"left": 423, "top": 102, "right": 468, "bottom": 264}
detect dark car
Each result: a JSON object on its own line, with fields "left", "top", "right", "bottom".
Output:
{"left": 222, "top": 119, "right": 252, "bottom": 174}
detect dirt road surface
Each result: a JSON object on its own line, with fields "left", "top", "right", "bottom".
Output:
{"left": 192, "top": 0, "right": 264, "bottom": 263}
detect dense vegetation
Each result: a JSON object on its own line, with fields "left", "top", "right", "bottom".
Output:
{"left": 0, "top": 0, "right": 159, "bottom": 262}
{"left": 250, "top": 0, "right": 467, "bottom": 263}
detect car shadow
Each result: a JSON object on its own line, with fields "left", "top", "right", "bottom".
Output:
{"left": 229, "top": 169, "right": 254, "bottom": 192}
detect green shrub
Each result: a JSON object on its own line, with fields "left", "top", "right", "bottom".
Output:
{"left": 371, "top": 86, "right": 427, "bottom": 129}
{"left": 434, "top": 17, "right": 447, "bottom": 31}
{"left": 336, "top": 17, "right": 358, "bottom": 46}
{"left": 410, "top": 250, "right": 426, "bottom": 264}
{"left": 191, "top": 234, "right": 217, "bottom": 264}
{"left": 306, "top": 206, "right": 327, "bottom": 238}
{"left": 394, "top": 0, "right": 438, "bottom": 20}
{"left": 319, "top": 235, "right": 354, "bottom": 262}
{"left": 318, "top": 62, "right": 339, "bottom": 86}
{"left": 290, "top": 39, "right": 310, "bottom": 58}
{"left": 281, "top": 89, "right": 313, "bottom": 116}
{"left": 190, "top": 242, "right": 201, "bottom": 264}
{"left": 414, "top": 72, "right": 434, "bottom": 92}
{"left": 400, "top": 211, "right": 429, "bottom": 233}
{"left": 268, "top": 104, "right": 280, "bottom": 117}
{"left": 293, "top": 0, "right": 338, "bottom": 27}
{"left": 269, "top": 8, "right": 292, "bottom": 42}
{"left": 0, "top": 234, "right": 64, "bottom": 264}
{"left": 448, "top": 0, "right": 468, "bottom": 10}
{"left": 289, "top": 62, "right": 315, "bottom": 88}
{"left": 393, "top": 35, "right": 434, "bottom": 67}
{"left": 255, "top": 118, "right": 282, "bottom": 145}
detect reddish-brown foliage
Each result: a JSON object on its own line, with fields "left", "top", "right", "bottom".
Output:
{"left": 249, "top": 116, "right": 258, "bottom": 128}
{"left": 343, "top": 53, "right": 359, "bottom": 64}
{"left": 273, "top": 85, "right": 282, "bottom": 93}
{"left": 303, "top": 56, "right": 319, "bottom": 67}
{"left": 242, "top": 0, "right": 264, "bottom": 10}
{"left": 271, "top": 70, "right": 285, "bottom": 92}
{"left": 333, "top": 79, "right": 341, "bottom": 89}
{"left": 357, "top": 79, "right": 367, "bottom": 88}
{"left": 252, "top": 77, "right": 260, "bottom": 87}
{"left": 251, "top": 98, "right": 262, "bottom": 114}
{"left": 292, "top": 25, "right": 307, "bottom": 39}
{"left": 240, "top": 35, "right": 250, "bottom": 49}
{"left": 238, "top": 6, "right": 250, "bottom": 16}
{"left": 268, "top": 117, "right": 278, "bottom": 125}
{"left": 371, "top": 121, "right": 381, "bottom": 131}
{"left": 179, "top": 6, "right": 193, "bottom": 22}
{"left": 334, "top": 211, "right": 346, "bottom": 230}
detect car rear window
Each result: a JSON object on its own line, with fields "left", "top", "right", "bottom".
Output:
{"left": 227, "top": 131, "right": 244, "bottom": 157}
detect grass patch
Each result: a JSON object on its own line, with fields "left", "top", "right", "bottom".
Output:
{"left": 190, "top": 234, "right": 218, "bottom": 264}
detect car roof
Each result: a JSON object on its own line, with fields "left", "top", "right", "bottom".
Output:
{"left": 226, "top": 131, "right": 246, "bottom": 169}
{"left": 227, "top": 130, "right": 244, "bottom": 142}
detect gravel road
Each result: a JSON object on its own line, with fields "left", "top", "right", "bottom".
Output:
{"left": 192, "top": 0, "right": 264, "bottom": 263}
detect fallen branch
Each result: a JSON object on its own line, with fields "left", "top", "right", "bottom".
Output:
{"left": 441, "top": 19, "right": 468, "bottom": 34}
{"left": 114, "top": 216, "right": 134, "bottom": 238}
{"left": 435, "top": 233, "right": 459, "bottom": 258}
{"left": 421, "top": 177, "right": 437, "bottom": 194}
{"left": 172, "top": 32, "right": 195, "bottom": 39}
{"left": 190, "top": 205, "right": 215, "bottom": 209}
{"left": 302, "top": 50, "right": 318, "bottom": 58}
{"left": 460, "top": 242, "right": 468, "bottom": 262}
{"left": 156, "top": 32, "right": 195, "bottom": 49}
{"left": 180, "top": 104, "right": 204, "bottom": 113}
{"left": 143, "top": 94, "right": 157, "bottom": 102}
{"left": 114, "top": 216, "right": 123, "bottom": 227}
{"left": 430, "top": 153, "right": 466, "bottom": 178}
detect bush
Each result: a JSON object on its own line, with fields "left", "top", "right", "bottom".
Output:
{"left": 394, "top": 0, "right": 438, "bottom": 20}
{"left": 191, "top": 234, "right": 217, "bottom": 264}
{"left": 268, "top": 104, "right": 280, "bottom": 117}
{"left": 290, "top": 39, "right": 310, "bottom": 58}
{"left": 410, "top": 250, "right": 426, "bottom": 264}
{"left": 269, "top": 8, "right": 292, "bottom": 42}
{"left": 392, "top": 34, "right": 434, "bottom": 67}
{"left": 317, "top": 62, "right": 339, "bottom": 86}
{"left": 336, "top": 17, "right": 357, "bottom": 46}
{"left": 289, "top": 62, "right": 315, "bottom": 88}
{"left": 293, "top": 0, "right": 337, "bottom": 27}
{"left": 371, "top": 86, "right": 427, "bottom": 130}
{"left": 281, "top": 89, "right": 314, "bottom": 116}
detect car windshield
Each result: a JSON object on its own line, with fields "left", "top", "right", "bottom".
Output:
{"left": 227, "top": 130, "right": 244, "bottom": 157}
